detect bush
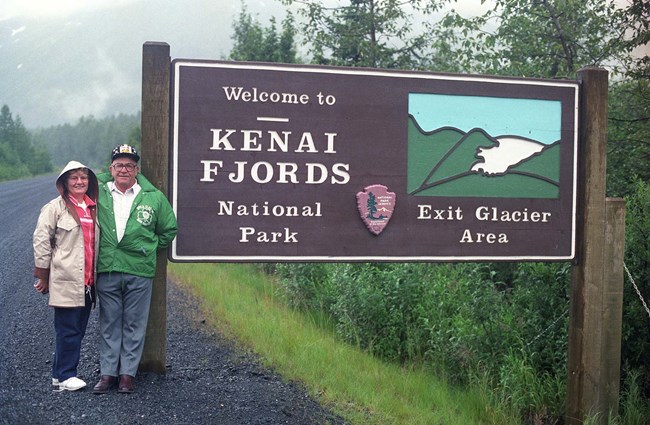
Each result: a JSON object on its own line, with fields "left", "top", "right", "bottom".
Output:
{"left": 275, "top": 263, "right": 336, "bottom": 313}
{"left": 277, "top": 263, "right": 526, "bottom": 383}
{"left": 622, "top": 181, "right": 650, "bottom": 396}
{"left": 508, "top": 262, "right": 570, "bottom": 375}
{"left": 327, "top": 263, "right": 441, "bottom": 364}
{"left": 275, "top": 254, "right": 650, "bottom": 421}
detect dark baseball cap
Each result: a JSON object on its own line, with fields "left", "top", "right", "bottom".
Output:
{"left": 111, "top": 144, "right": 140, "bottom": 162}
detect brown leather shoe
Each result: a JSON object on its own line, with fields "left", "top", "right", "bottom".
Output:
{"left": 92, "top": 375, "right": 117, "bottom": 394}
{"left": 118, "top": 374, "right": 134, "bottom": 394}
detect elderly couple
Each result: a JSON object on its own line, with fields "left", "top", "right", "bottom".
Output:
{"left": 32, "top": 145, "right": 178, "bottom": 394}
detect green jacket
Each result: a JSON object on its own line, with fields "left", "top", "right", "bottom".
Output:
{"left": 97, "top": 172, "right": 178, "bottom": 278}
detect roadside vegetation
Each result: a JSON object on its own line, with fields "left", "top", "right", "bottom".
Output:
{"left": 169, "top": 262, "right": 522, "bottom": 424}
{"left": 169, "top": 256, "right": 649, "bottom": 424}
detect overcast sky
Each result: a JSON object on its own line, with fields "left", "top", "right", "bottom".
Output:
{"left": 0, "top": 0, "right": 487, "bottom": 128}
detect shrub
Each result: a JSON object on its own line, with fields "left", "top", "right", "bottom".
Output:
{"left": 275, "top": 263, "right": 336, "bottom": 313}
{"left": 622, "top": 181, "right": 650, "bottom": 396}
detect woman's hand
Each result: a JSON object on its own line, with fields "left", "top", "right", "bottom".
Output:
{"left": 34, "top": 279, "right": 49, "bottom": 294}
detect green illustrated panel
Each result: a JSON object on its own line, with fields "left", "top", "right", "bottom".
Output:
{"left": 407, "top": 94, "right": 562, "bottom": 198}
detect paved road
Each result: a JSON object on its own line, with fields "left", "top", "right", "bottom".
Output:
{"left": 0, "top": 175, "right": 345, "bottom": 425}
{"left": 0, "top": 175, "right": 55, "bottom": 368}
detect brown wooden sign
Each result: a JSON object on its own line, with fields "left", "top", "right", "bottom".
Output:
{"left": 169, "top": 60, "right": 579, "bottom": 261}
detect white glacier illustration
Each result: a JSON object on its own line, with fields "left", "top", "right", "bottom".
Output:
{"left": 471, "top": 136, "right": 546, "bottom": 175}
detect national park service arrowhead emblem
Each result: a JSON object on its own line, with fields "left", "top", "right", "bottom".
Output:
{"left": 356, "top": 184, "right": 396, "bottom": 235}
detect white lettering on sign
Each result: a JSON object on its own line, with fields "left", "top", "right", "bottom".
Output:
{"left": 202, "top": 125, "right": 347, "bottom": 185}
{"left": 200, "top": 160, "right": 222, "bottom": 182}
{"left": 218, "top": 201, "right": 322, "bottom": 217}
{"left": 417, "top": 205, "right": 464, "bottom": 220}
{"left": 210, "top": 129, "right": 338, "bottom": 154}
{"left": 199, "top": 161, "right": 350, "bottom": 185}
{"left": 459, "top": 230, "right": 509, "bottom": 244}
{"left": 475, "top": 206, "right": 551, "bottom": 223}
{"left": 222, "top": 86, "right": 310, "bottom": 105}
{"left": 239, "top": 227, "right": 299, "bottom": 243}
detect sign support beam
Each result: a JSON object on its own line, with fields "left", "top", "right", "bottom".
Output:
{"left": 138, "top": 41, "right": 171, "bottom": 374}
{"left": 566, "top": 67, "right": 624, "bottom": 423}
{"left": 602, "top": 197, "right": 626, "bottom": 418}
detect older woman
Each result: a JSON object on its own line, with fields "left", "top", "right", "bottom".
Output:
{"left": 33, "top": 160, "right": 99, "bottom": 391}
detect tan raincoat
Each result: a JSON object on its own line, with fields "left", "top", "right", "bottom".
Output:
{"left": 32, "top": 161, "right": 99, "bottom": 307}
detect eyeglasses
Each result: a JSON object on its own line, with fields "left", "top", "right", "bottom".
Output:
{"left": 112, "top": 163, "right": 137, "bottom": 171}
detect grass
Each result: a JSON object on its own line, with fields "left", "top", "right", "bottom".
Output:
{"left": 168, "top": 262, "right": 521, "bottom": 425}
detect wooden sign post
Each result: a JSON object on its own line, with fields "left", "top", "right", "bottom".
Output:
{"left": 139, "top": 42, "right": 171, "bottom": 374}
{"left": 566, "top": 67, "right": 626, "bottom": 424}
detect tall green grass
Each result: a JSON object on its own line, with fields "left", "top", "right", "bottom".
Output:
{"left": 168, "top": 263, "right": 520, "bottom": 425}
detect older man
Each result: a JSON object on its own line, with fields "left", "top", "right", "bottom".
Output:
{"left": 93, "top": 144, "right": 177, "bottom": 394}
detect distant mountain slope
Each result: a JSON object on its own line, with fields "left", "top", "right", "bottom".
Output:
{"left": 0, "top": 0, "right": 239, "bottom": 128}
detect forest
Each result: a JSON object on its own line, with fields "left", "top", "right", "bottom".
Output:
{"left": 0, "top": 105, "right": 52, "bottom": 181}
{"left": 2, "top": 0, "right": 648, "bottom": 423}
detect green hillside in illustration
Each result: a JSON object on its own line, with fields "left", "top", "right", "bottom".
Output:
{"left": 407, "top": 115, "right": 560, "bottom": 199}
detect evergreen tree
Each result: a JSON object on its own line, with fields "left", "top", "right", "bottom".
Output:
{"left": 229, "top": 3, "right": 299, "bottom": 63}
{"left": 34, "top": 113, "right": 140, "bottom": 169}
{"left": 366, "top": 192, "right": 378, "bottom": 219}
{"left": 281, "top": 0, "right": 454, "bottom": 70}
{"left": 278, "top": 12, "right": 298, "bottom": 64}
{"left": 0, "top": 105, "right": 52, "bottom": 181}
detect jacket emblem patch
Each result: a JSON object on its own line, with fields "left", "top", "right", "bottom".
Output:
{"left": 136, "top": 205, "right": 154, "bottom": 226}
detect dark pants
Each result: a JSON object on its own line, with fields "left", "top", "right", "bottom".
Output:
{"left": 52, "top": 291, "right": 92, "bottom": 381}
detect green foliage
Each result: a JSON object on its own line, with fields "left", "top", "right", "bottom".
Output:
{"left": 33, "top": 113, "right": 140, "bottom": 169}
{"left": 229, "top": 3, "right": 298, "bottom": 63}
{"left": 620, "top": 0, "right": 650, "bottom": 80}
{"left": 275, "top": 261, "right": 572, "bottom": 421}
{"left": 619, "top": 370, "right": 650, "bottom": 424}
{"left": 508, "top": 263, "right": 570, "bottom": 375}
{"left": 607, "top": 2, "right": 650, "bottom": 199}
{"left": 329, "top": 264, "right": 438, "bottom": 363}
{"left": 0, "top": 105, "right": 53, "bottom": 182}
{"left": 273, "top": 191, "right": 650, "bottom": 420}
{"left": 608, "top": 80, "right": 650, "bottom": 197}
{"left": 170, "top": 262, "right": 522, "bottom": 425}
{"left": 442, "top": 0, "right": 627, "bottom": 78}
{"left": 274, "top": 263, "right": 336, "bottom": 312}
{"left": 470, "top": 0, "right": 624, "bottom": 78}
{"left": 621, "top": 181, "right": 650, "bottom": 396}
{"left": 493, "top": 349, "right": 566, "bottom": 423}
{"left": 281, "top": 0, "right": 457, "bottom": 71}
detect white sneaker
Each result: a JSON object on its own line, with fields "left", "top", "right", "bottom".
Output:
{"left": 56, "top": 377, "right": 87, "bottom": 391}
{"left": 52, "top": 378, "right": 59, "bottom": 386}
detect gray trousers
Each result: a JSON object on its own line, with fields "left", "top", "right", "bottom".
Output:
{"left": 96, "top": 272, "right": 152, "bottom": 377}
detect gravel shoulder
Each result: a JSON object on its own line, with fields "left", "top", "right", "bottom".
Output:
{"left": 0, "top": 176, "right": 346, "bottom": 425}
